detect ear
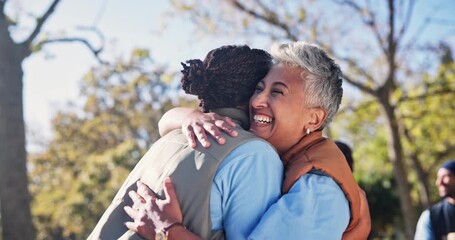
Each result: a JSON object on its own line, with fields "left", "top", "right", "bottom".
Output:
{"left": 306, "top": 108, "right": 327, "bottom": 132}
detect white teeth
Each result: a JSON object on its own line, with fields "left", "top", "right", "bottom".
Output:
{"left": 254, "top": 115, "right": 272, "bottom": 123}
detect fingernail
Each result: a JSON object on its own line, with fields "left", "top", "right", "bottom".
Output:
{"left": 164, "top": 177, "right": 171, "bottom": 183}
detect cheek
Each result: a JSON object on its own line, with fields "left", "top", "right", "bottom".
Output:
{"left": 441, "top": 176, "right": 453, "bottom": 185}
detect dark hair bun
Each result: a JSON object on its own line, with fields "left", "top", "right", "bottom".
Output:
{"left": 180, "top": 45, "right": 272, "bottom": 112}
{"left": 180, "top": 59, "right": 209, "bottom": 96}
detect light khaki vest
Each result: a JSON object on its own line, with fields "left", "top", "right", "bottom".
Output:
{"left": 88, "top": 108, "right": 261, "bottom": 240}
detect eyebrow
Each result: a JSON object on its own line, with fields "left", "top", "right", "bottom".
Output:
{"left": 272, "top": 82, "right": 288, "bottom": 88}
{"left": 260, "top": 80, "right": 289, "bottom": 89}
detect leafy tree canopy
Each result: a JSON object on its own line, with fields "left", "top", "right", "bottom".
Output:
{"left": 29, "top": 49, "right": 197, "bottom": 239}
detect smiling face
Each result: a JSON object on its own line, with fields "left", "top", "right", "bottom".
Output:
{"left": 249, "top": 64, "right": 324, "bottom": 155}
{"left": 436, "top": 168, "right": 455, "bottom": 200}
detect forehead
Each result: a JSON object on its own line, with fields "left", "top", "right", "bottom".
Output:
{"left": 263, "top": 64, "right": 304, "bottom": 87}
{"left": 437, "top": 168, "right": 454, "bottom": 177}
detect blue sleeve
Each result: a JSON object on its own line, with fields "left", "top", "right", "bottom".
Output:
{"left": 248, "top": 171, "right": 350, "bottom": 239}
{"left": 210, "top": 140, "right": 283, "bottom": 240}
{"left": 414, "top": 210, "right": 434, "bottom": 240}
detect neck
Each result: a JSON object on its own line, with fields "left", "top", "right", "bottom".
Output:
{"left": 280, "top": 131, "right": 324, "bottom": 164}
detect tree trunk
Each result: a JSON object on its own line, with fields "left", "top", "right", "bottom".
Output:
{"left": 380, "top": 99, "right": 417, "bottom": 238}
{"left": 410, "top": 154, "right": 431, "bottom": 208}
{"left": 0, "top": 17, "right": 35, "bottom": 240}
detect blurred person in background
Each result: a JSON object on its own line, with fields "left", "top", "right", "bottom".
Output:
{"left": 415, "top": 160, "right": 455, "bottom": 240}
{"left": 335, "top": 140, "right": 354, "bottom": 172}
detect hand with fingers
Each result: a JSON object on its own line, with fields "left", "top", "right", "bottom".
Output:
{"left": 182, "top": 111, "right": 238, "bottom": 148}
{"left": 124, "top": 178, "right": 183, "bottom": 240}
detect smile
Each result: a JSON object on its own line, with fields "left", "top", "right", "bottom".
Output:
{"left": 253, "top": 114, "right": 272, "bottom": 124}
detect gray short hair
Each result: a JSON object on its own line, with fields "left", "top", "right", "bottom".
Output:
{"left": 270, "top": 41, "right": 343, "bottom": 129}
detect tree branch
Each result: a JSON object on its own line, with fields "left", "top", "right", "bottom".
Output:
{"left": 343, "top": 73, "right": 377, "bottom": 96}
{"left": 335, "top": 0, "right": 388, "bottom": 55}
{"left": 402, "top": 2, "right": 445, "bottom": 52}
{"left": 320, "top": 45, "right": 378, "bottom": 97}
{"left": 339, "top": 56, "right": 376, "bottom": 82}
{"left": 396, "top": 0, "right": 415, "bottom": 42}
{"left": 37, "top": 36, "right": 107, "bottom": 64}
{"left": 382, "top": 0, "right": 397, "bottom": 93}
{"left": 229, "top": 0, "right": 298, "bottom": 41}
{"left": 337, "top": 99, "right": 376, "bottom": 116}
{"left": 398, "top": 88, "right": 455, "bottom": 103}
{"left": 32, "top": 26, "right": 106, "bottom": 64}
{"left": 21, "top": 0, "right": 61, "bottom": 48}
{"left": 254, "top": 0, "right": 272, "bottom": 15}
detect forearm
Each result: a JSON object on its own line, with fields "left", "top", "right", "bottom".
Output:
{"left": 248, "top": 174, "right": 350, "bottom": 239}
{"left": 158, "top": 107, "right": 200, "bottom": 136}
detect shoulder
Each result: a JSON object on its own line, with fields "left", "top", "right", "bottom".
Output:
{"left": 429, "top": 199, "right": 446, "bottom": 215}
{"left": 294, "top": 170, "right": 348, "bottom": 195}
{"left": 230, "top": 138, "right": 277, "bottom": 156}
{"left": 415, "top": 209, "right": 433, "bottom": 240}
{"left": 418, "top": 209, "right": 430, "bottom": 221}
{"left": 216, "top": 139, "right": 282, "bottom": 178}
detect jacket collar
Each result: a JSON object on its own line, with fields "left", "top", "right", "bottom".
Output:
{"left": 281, "top": 131, "right": 325, "bottom": 166}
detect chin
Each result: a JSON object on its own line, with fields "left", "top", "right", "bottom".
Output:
{"left": 250, "top": 128, "right": 265, "bottom": 138}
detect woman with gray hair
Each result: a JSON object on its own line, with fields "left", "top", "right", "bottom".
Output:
{"left": 125, "top": 41, "right": 370, "bottom": 239}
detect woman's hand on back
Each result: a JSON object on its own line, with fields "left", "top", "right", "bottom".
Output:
{"left": 183, "top": 111, "right": 238, "bottom": 148}
{"left": 124, "top": 179, "right": 183, "bottom": 239}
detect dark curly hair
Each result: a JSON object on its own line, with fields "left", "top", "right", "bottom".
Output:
{"left": 181, "top": 45, "right": 272, "bottom": 112}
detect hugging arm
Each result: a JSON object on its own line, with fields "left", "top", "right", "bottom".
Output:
{"left": 158, "top": 108, "right": 200, "bottom": 137}
{"left": 341, "top": 186, "right": 371, "bottom": 239}
{"left": 125, "top": 144, "right": 283, "bottom": 240}
{"left": 158, "top": 107, "right": 238, "bottom": 148}
{"left": 124, "top": 179, "right": 202, "bottom": 240}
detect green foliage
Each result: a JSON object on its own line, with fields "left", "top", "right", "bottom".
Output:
{"left": 331, "top": 63, "right": 455, "bottom": 236}
{"left": 29, "top": 49, "right": 196, "bottom": 239}
{"left": 399, "top": 62, "right": 455, "bottom": 202}
{"left": 331, "top": 95, "right": 401, "bottom": 234}
{"left": 359, "top": 175, "right": 401, "bottom": 238}
{"left": 333, "top": 98, "right": 391, "bottom": 180}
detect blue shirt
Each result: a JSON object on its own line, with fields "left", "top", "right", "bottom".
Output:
{"left": 210, "top": 140, "right": 283, "bottom": 240}
{"left": 247, "top": 170, "right": 350, "bottom": 239}
{"left": 415, "top": 210, "right": 434, "bottom": 240}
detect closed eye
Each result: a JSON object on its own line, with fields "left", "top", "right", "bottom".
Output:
{"left": 272, "top": 89, "right": 284, "bottom": 95}
{"left": 254, "top": 86, "right": 264, "bottom": 93}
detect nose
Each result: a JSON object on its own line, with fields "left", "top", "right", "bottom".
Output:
{"left": 251, "top": 91, "right": 268, "bottom": 108}
{"left": 436, "top": 175, "right": 448, "bottom": 187}
{"left": 436, "top": 177, "right": 442, "bottom": 186}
